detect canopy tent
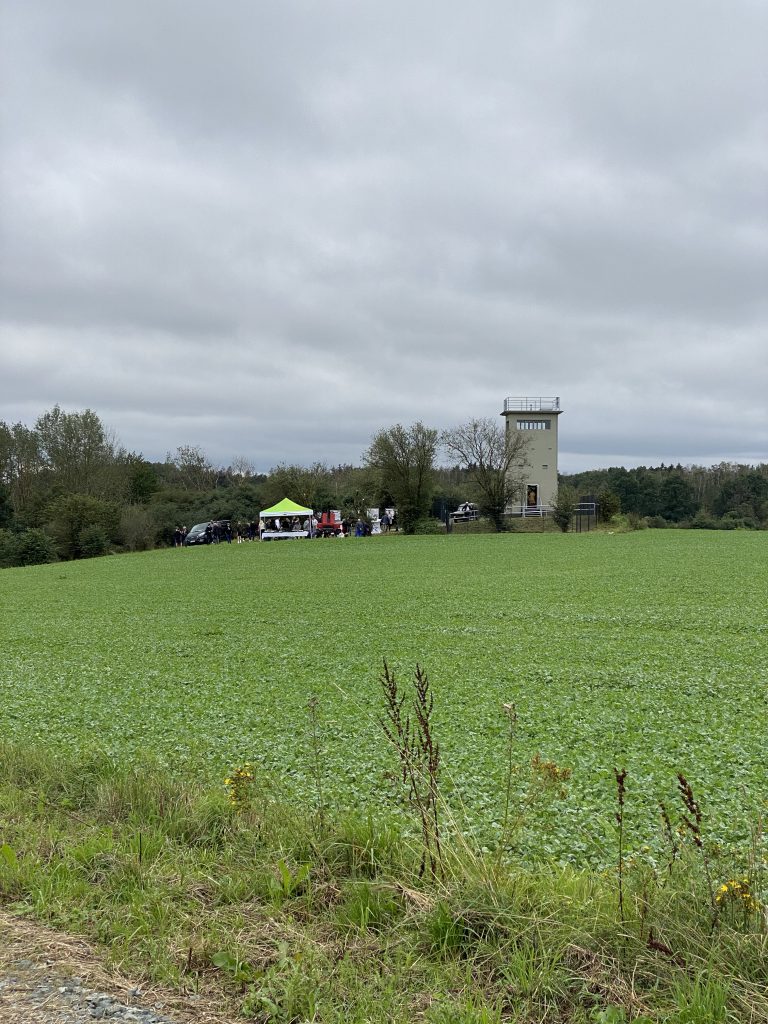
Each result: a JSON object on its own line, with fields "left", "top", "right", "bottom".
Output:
{"left": 259, "top": 497, "right": 314, "bottom": 540}
{"left": 260, "top": 497, "right": 313, "bottom": 518}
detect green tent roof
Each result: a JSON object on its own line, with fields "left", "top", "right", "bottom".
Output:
{"left": 260, "top": 497, "right": 313, "bottom": 516}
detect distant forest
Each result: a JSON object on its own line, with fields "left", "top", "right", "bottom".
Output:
{"left": 1, "top": 406, "right": 766, "bottom": 566}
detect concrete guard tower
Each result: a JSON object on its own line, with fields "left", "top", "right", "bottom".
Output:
{"left": 501, "top": 396, "right": 562, "bottom": 514}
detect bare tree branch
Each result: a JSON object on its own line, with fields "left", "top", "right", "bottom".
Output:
{"left": 442, "top": 418, "right": 529, "bottom": 530}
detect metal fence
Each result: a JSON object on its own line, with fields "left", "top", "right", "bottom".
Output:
{"left": 502, "top": 396, "right": 560, "bottom": 413}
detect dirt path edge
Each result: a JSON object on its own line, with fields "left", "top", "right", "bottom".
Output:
{"left": 0, "top": 907, "right": 240, "bottom": 1024}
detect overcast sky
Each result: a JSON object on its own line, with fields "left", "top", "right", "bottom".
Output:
{"left": 1, "top": 1, "right": 766, "bottom": 473}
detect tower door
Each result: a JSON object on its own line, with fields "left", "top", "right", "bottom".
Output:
{"left": 526, "top": 484, "right": 539, "bottom": 508}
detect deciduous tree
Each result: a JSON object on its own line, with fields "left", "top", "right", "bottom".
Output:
{"left": 365, "top": 423, "right": 438, "bottom": 533}
{"left": 658, "top": 472, "right": 698, "bottom": 522}
{"left": 125, "top": 456, "right": 159, "bottom": 504}
{"left": 441, "top": 418, "right": 529, "bottom": 531}
{"left": 263, "top": 462, "right": 334, "bottom": 510}
{"left": 36, "top": 406, "right": 117, "bottom": 496}
{"left": 165, "top": 445, "right": 216, "bottom": 492}
{"left": 0, "top": 421, "right": 43, "bottom": 514}
{"left": 712, "top": 469, "right": 768, "bottom": 523}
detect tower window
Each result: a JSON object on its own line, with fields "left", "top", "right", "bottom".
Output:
{"left": 516, "top": 419, "right": 551, "bottom": 430}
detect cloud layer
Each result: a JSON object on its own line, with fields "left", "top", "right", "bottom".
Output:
{"left": 2, "top": 1, "right": 766, "bottom": 470}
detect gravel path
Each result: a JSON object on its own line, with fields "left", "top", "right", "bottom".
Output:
{"left": 0, "top": 910, "right": 239, "bottom": 1024}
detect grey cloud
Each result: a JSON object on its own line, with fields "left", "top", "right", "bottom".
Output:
{"left": 1, "top": 1, "right": 766, "bottom": 472}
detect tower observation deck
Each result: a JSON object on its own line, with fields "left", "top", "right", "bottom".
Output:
{"left": 502, "top": 397, "right": 561, "bottom": 414}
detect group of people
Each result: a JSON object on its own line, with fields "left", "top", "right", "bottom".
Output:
{"left": 234, "top": 521, "right": 262, "bottom": 542}
{"left": 262, "top": 516, "right": 312, "bottom": 534}
{"left": 174, "top": 511, "right": 398, "bottom": 546}
{"left": 254, "top": 513, "right": 400, "bottom": 538}
{"left": 349, "top": 512, "right": 397, "bottom": 536}
{"left": 173, "top": 521, "right": 242, "bottom": 546}
{"left": 193, "top": 522, "right": 234, "bottom": 544}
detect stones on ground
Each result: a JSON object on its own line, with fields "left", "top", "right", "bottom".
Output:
{"left": 0, "top": 960, "right": 182, "bottom": 1023}
{"left": 87, "top": 990, "right": 177, "bottom": 1021}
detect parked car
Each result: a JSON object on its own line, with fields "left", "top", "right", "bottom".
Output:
{"left": 451, "top": 502, "right": 479, "bottom": 522}
{"left": 184, "top": 520, "right": 231, "bottom": 545}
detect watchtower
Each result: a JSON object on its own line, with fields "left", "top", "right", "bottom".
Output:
{"left": 501, "top": 396, "right": 562, "bottom": 513}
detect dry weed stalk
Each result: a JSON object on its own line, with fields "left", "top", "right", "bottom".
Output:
{"left": 379, "top": 660, "right": 443, "bottom": 879}
{"left": 676, "top": 773, "right": 716, "bottom": 923}
{"left": 659, "top": 800, "right": 680, "bottom": 874}
{"left": 306, "top": 693, "right": 326, "bottom": 832}
{"left": 614, "top": 767, "right": 628, "bottom": 928}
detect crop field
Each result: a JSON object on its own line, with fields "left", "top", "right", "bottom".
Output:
{"left": 2, "top": 531, "right": 766, "bottom": 867}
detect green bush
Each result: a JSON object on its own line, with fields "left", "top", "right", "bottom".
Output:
{"left": 0, "top": 528, "right": 58, "bottom": 568}
{"left": 413, "top": 517, "right": 445, "bottom": 535}
{"left": 0, "top": 529, "right": 15, "bottom": 568}
{"left": 687, "top": 511, "right": 760, "bottom": 531}
{"left": 78, "top": 525, "right": 111, "bottom": 558}
{"left": 607, "top": 513, "right": 646, "bottom": 533}
{"left": 45, "top": 493, "right": 120, "bottom": 559}
{"left": 597, "top": 489, "right": 621, "bottom": 522}
{"left": 14, "top": 528, "right": 58, "bottom": 566}
{"left": 644, "top": 515, "right": 669, "bottom": 529}
{"left": 119, "top": 506, "right": 156, "bottom": 552}
{"left": 688, "top": 511, "right": 720, "bottom": 530}
{"left": 552, "top": 484, "right": 577, "bottom": 533}
{"left": 720, "top": 511, "right": 759, "bottom": 530}
{"left": 398, "top": 503, "right": 425, "bottom": 534}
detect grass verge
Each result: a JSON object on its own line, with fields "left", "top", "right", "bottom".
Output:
{"left": 1, "top": 741, "right": 766, "bottom": 1023}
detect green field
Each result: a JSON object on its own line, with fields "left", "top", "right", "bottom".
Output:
{"left": 2, "top": 531, "right": 766, "bottom": 866}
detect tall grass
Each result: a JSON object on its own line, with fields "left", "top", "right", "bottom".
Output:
{"left": 1, "top": 739, "right": 765, "bottom": 1023}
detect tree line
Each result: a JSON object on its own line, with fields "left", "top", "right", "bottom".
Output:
{"left": 560, "top": 463, "right": 768, "bottom": 529}
{"left": 1, "top": 406, "right": 765, "bottom": 567}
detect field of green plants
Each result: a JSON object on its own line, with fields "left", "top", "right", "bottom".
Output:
{"left": 2, "top": 531, "right": 766, "bottom": 866}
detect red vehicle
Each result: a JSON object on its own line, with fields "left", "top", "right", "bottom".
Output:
{"left": 315, "top": 510, "right": 344, "bottom": 537}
